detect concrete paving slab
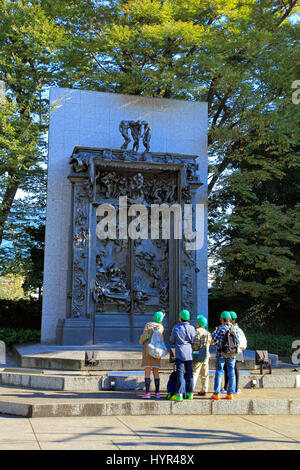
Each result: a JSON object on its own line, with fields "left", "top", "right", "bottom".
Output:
{"left": 0, "top": 414, "right": 299, "bottom": 450}
{"left": 39, "top": 441, "right": 119, "bottom": 450}
{"left": 117, "top": 415, "right": 286, "bottom": 438}
{"left": 33, "top": 432, "right": 140, "bottom": 442}
{"left": 242, "top": 416, "right": 300, "bottom": 441}
{"left": 31, "top": 416, "right": 140, "bottom": 440}
{"left": 113, "top": 438, "right": 300, "bottom": 450}
{"left": 0, "top": 415, "right": 33, "bottom": 431}
{"left": 0, "top": 441, "right": 40, "bottom": 450}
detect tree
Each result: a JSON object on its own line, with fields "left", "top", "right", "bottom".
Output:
{"left": 22, "top": 223, "right": 45, "bottom": 304}
{"left": 211, "top": 101, "right": 300, "bottom": 314}
{"left": 50, "top": 0, "right": 299, "bottom": 306}
{"left": 0, "top": 0, "right": 66, "bottom": 247}
{"left": 1, "top": 1, "right": 299, "bottom": 316}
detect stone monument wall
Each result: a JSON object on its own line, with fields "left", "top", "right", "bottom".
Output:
{"left": 42, "top": 88, "right": 207, "bottom": 344}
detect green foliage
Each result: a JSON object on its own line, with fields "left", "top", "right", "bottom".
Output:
{"left": 245, "top": 331, "right": 298, "bottom": 357}
{"left": 50, "top": 0, "right": 299, "bottom": 309}
{"left": 0, "top": 298, "right": 41, "bottom": 329}
{"left": 0, "top": 273, "right": 25, "bottom": 299}
{"left": 0, "top": 328, "right": 40, "bottom": 350}
{"left": 0, "top": 0, "right": 65, "bottom": 251}
{"left": 21, "top": 224, "right": 45, "bottom": 296}
{"left": 211, "top": 101, "right": 300, "bottom": 308}
{"left": 0, "top": 1, "right": 299, "bottom": 322}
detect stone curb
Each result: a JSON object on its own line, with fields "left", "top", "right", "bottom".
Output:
{"left": 1, "top": 371, "right": 299, "bottom": 392}
{"left": 0, "top": 398, "right": 300, "bottom": 418}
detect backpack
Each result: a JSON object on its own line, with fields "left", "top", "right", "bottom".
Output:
{"left": 221, "top": 324, "right": 239, "bottom": 358}
{"left": 147, "top": 325, "right": 167, "bottom": 360}
{"left": 193, "top": 330, "right": 209, "bottom": 363}
{"left": 167, "top": 371, "right": 186, "bottom": 399}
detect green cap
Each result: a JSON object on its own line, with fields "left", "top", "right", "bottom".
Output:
{"left": 153, "top": 311, "right": 164, "bottom": 323}
{"left": 179, "top": 309, "right": 190, "bottom": 321}
{"left": 197, "top": 315, "right": 207, "bottom": 327}
{"left": 229, "top": 311, "right": 237, "bottom": 320}
{"left": 220, "top": 311, "right": 231, "bottom": 320}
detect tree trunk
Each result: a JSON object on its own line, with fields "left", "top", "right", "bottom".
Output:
{"left": 0, "top": 180, "right": 20, "bottom": 246}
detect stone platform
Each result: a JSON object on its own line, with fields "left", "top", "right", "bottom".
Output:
{"left": 13, "top": 343, "right": 278, "bottom": 371}
{"left": 1, "top": 369, "right": 299, "bottom": 392}
{"left": 0, "top": 387, "right": 299, "bottom": 418}
{"left": 0, "top": 343, "right": 297, "bottom": 418}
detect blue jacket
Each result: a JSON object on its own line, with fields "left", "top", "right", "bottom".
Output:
{"left": 170, "top": 322, "right": 197, "bottom": 361}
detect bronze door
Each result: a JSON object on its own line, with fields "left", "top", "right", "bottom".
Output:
{"left": 91, "top": 169, "right": 178, "bottom": 343}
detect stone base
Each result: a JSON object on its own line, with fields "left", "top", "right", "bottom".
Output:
{"left": 0, "top": 387, "right": 299, "bottom": 418}
{"left": 13, "top": 344, "right": 278, "bottom": 371}
{"left": 1, "top": 370, "right": 299, "bottom": 392}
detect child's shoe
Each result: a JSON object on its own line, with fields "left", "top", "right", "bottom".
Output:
{"left": 143, "top": 393, "right": 151, "bottom": 399}
{"left": 225, "top": 394, "right": 233, "bottom": 400}
{"left": 155, "top": 392, "right": 160, "bottom": 399}
{"left": 198, "top": 391, "right": 207, "bottom": 397}
{"left": 220, "top": 388, "right": 227, "bottom": 394}
{"left": 210, "top": 394, "right": 220, "bottom": 400}
{"left": 185, "top": 393, "right": 193, "bottom": 400}
{"left": 170, "top": 394, "right": 183, "bottom": 402}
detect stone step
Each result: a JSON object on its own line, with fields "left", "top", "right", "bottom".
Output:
{"left": 1, "top": 370, "right": 298, "bottom": 392}
{"left": 14, "top": 344, "right": 279, "bottom": 371}
{"left": 0, "top": 387, "right": 299, "bottom": 418}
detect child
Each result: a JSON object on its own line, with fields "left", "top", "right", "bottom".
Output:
{"left": 211, "top": 311, "right": 240, "bottom": 400}
{"left": 222, "top": 311, "right": 247, "bottom": 394}
{"left": 192, "top": 315, "right": 213, "bottom": 397}
{"left": 139, "top": 311, "right": 165, "bottom": 399}
{"left": 169, "top": 309, "right": 197, "bottom": 402}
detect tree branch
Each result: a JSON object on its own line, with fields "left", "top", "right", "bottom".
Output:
{"left": 277, "top": 0, "right": 298, "bottom": 25}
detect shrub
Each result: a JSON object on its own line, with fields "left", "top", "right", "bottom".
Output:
{"left": 0, "top": 299, "right": 41, "bottom": 329}
{"left": 0, "top": 328, "right": 41, "bottom": 351}
{"left": 244, "top": 331, "right": 298, "bottom": 357}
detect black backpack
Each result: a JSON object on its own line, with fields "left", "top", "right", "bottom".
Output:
{"left": 167, "top": 370, "right": 187, "bottom": 399}
{"left": 221, "top": 324, "right": 239, "bottom": 358}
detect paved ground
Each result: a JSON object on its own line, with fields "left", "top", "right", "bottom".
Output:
{"left": 0, "top": 414, "right": 299, "bottom": 450}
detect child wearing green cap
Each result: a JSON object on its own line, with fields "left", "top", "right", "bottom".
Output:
{"left": 169, "top": 309, "right": 197, "bottom": 401}
{"left": 139, "top": 311, "right": 166, "bottom": 399}
{"left": 211, "top": 311, "right": 240, "bottom": 400}
{"left": 222, "top": 311, "right": 247, "bottom": 394}
{"left": 192, "top": 315, "right": 214, "bottom": 396}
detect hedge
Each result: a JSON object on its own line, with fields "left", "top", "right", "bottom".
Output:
{"left": 0, "top": 299, "right": 41, "bottom": 329}
{"left": 244, "top": 331, "right": 298, "bottom": 358}
{"left": 0, "top": 328, "right": 41, "bottom": 351}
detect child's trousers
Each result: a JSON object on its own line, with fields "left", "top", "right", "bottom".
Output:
{"left": 192, "top": 359, "right": 209, "bottom": 393}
